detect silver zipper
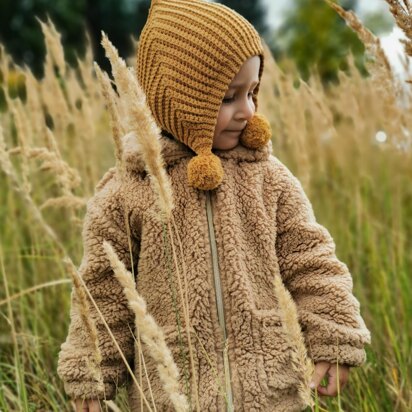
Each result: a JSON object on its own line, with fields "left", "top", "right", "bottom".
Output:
{"left": 205, "top": 190, "right": 234, "bottom": 412}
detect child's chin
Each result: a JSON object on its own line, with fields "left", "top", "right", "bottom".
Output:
{"left": 213, "top": 134, "right": 240, "bottom": 150}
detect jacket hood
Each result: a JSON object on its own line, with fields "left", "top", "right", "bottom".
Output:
{"left": 121, "top": 132, "right": 273, "bottom": 176}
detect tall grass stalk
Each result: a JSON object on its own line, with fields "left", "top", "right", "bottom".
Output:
{"left": 273, "top": 274, "right": 315, "bottom": 409}
{"left": 103, "top": 241, "right": 189, "bottom": 412}
{"left": 63, "top": 256, "right": 155, "bottom": 412}
{"left": 0, "top": 247, "right": 29, "bottom": 410}
{"left": 96, "top": 32, "right": 203, "bottom": 410}
{"left": 384, "top": 1, "right": 412, "bottom": 58}
{"left": 99, "top": 32, "right": 174, "bottom": 223}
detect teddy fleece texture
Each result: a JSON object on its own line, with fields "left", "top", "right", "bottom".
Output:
{"left": 57, "top": 133, "right": 371, "bottom": 411}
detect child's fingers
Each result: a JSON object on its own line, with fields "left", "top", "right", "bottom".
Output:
{"left": 74, "top": 399, "right": 101, "bottom": 412}
{"left": 317, "top": 377, "right": 338, "bottom": 397}
{"left": 317, "top": 364, "right": 350, "bottom": 397}
{"left": 88, "top": 400, "right": 102, "bottom": 412}
{"left": 75, "top": 399, "right": 89, "bottom": 412}
{"left": 309, "top": 361, "right": 330, "bottom": 389}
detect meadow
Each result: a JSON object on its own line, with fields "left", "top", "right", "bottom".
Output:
{"left": 0, "top": 4, "right": 411, "bottom": 412}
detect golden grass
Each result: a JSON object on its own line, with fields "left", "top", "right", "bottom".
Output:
{"left": 62, "top": 258, "right": 104, "bottom": 394}
{"left": 103, "top": 241, "right": 189, "bottom": 412}
{"left": 98, "top": 32, "right": 175, "bottom": 223}
{"left": 273, "top": 275, "right": 314, "bottom": 408}
{"left": 0, "top": 10, "right": 411, "bottom": 412}
{"left": 96, "top": 32, "right": 202, "bottom": 410}
{"left": 384, "top": 1, "right": 412, "bottom": 58}
{"left": 64, "top": 255, "right": 155, "bottom": 412}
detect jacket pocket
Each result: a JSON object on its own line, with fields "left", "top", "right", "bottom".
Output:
{"left": 251, "top": 308, "right": 302, "bottom": 393}
{"left": 129, "top": 325, "right": 199, "bottom": 411}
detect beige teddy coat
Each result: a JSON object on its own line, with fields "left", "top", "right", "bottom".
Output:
{"left": 57, "top": 132, "right": 371, "bottom": 411}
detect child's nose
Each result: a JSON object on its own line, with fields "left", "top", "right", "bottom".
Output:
{"left": 234, "top": 98, "right": 255, "bottom": 122}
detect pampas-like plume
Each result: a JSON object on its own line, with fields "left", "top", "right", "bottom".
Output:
{"left": 97, "top": 33, "right": 201, "bottom": 411}
{"left": 36, "top": 17, "right": 66, "bottom": 77}
{"left": 93, "top": 63, "right": 125, "bottom": 172}
{"left": 0, "top": 124, "right": 14, "bottom": 177}
{"left": 0, "top": 125, "right": 66, "bottom": 255}
{"left": 64, "top": 251, "right": 155, "bottom": 412}
{"left": 10, "top": 100, "right": 32, "bottom": 194}
{"left": 325, "top": 0, "right": 390, "bottom": 68}
{"left": 385, "top": 1, "right": 412, "bottom": 58}
{"left": 103, "top": 240, "right": 190, "bottom": 412}
{"left": 62, "top": 258, "right": 104, "bottom": 390}
{"left": 7, "top": 140, "right": 83, "bottom": 229}
{"left": 97, "top": 33, "right": 174, "bottom": 223}
{"left": 9, "top": 144, "right": 82, "bottom": 194}
{"left": 40, "top": 195, "right": 86, "bottom": 211}
{"left": 44, "top": 127, "right": 82, "bottom": 191}
{"left": 273, "top": 275, "right": 314, "bottom": 409}
{"left": 325, "top": 1, "right": 393, "bottom": 86}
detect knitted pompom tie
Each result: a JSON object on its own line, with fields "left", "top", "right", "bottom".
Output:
{"left": 240, "top": 113, "right": 272, "bottom": 149}
{"left": 187, "top": 113, "right": 272, "bottom": 191}
{"left": 187, "top": 151, "right": 224, "bottom": 191}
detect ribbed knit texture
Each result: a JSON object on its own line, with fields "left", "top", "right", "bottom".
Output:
{"left": 135, "top": 0, "right": 270, "bottom": 190}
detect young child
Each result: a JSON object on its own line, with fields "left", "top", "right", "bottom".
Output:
{"left": 57, "top": 0, "right": 371, "bottom": 411}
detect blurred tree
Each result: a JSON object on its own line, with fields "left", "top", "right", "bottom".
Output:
{"left": 83, "top": 0, "right": 150, "bottom": 74}
{"left": 0, "top": 0, "right": 150, "bottom": 78}
{"left": 0, "top": 0, "right": 85, "bottom": 77}
{"left": 215, "top": 0, "right": 270, "bottom": 38}
{"left": 270, "top": 0, "right": 366, "bottom": 83}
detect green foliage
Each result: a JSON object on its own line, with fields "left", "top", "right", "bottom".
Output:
{"left": 0, "top": 0, "right": 85, "bottom": 77}
{"left": 82, "top": 0, "right": 151, "bottom": 76}
{"left": 0, "top": 0, "right": 151, "bottom": 78}
{"left": 271, "top": 0, "right": 366, "bottom": 83}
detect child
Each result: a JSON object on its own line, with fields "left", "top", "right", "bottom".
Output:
{"left": 57, "top": 0, "right": 371, "bottom": 411}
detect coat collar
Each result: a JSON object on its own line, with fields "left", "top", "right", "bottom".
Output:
{"left": 121, "top": 132, "right": 273, "bottom": 174}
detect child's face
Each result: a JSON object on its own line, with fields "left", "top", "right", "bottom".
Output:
{"left": 213, "top": 56, "right": 261, "bottom": 150}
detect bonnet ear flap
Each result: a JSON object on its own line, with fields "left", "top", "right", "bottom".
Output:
{"left": 187, "top": 152, "right": 224, "bottom": 190}
{"left": 240, "top": 113, "right": 272, "bottom": 149}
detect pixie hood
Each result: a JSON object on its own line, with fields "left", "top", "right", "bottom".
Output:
{"left": 135, "top": 0, "right": 272, "bottom": 190}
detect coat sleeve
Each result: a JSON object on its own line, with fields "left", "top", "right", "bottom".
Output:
{"left": 57, "top": 172, "right": 140, "bottom": 400}
{"left": 274, "top": 160, "right": 371, "bottom": 367}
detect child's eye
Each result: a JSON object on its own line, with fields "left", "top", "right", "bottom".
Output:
{"left": 222, "top": 91, "right": 255, "bottom": 104}
{"left": 222, "top": 96, "right": 235, "bottom": 104}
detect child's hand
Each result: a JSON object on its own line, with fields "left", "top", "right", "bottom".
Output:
{"left": 74, "top": 399, "right": 102, "bottom": 412}
{"left": 309, "top": 361, "right": 350, "bottom": 396}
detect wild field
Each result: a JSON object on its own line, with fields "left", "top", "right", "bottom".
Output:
{"left": 0, "top": 4, "right": 411, "bottom": 412}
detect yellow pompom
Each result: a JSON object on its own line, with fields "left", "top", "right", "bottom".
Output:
{"left": 187, "top": 153, "right": 224, "bottom": 190}
{"left": 240, "top": 113, "right": 272, "bottom": 149}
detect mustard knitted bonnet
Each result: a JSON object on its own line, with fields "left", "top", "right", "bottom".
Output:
{"left": 136, "top": 0, "right": 272, "bottom": 190}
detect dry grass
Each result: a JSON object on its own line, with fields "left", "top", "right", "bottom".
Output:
{"left": 273, "top": 275, "right": 314, "bottom": 408}
{"left": 98, "top": 32, "right": 175, "bottom": 223}
{"left": 96, "top": 32, "right": 201, "bottom": 410}
{"left": 103, "top": 241, "right": 189, "bottom": 412}
{"left": 0, "top": 9, "right": 411, "bottom": 412}
{"left": 63, "top": 255, "right": 155, "bottom": 412}
{"left": 62, "top": 258, "right": 104, "bottom": 394}
{"left": 385, "top": 1, "right": 412, "bottom": 58}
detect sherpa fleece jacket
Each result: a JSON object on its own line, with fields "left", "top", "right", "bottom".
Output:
{"left": 57, "top": 133, "right": 371, "bottom": 411}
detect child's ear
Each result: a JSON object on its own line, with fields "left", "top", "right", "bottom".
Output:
{"left": 240, "top": 113, "right": 272, "bottom": 149}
